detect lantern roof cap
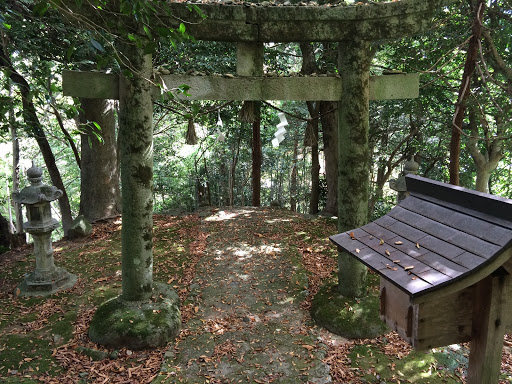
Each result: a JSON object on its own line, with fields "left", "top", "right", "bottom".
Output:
{"left": 12, "top": 162, "right": 63, "bottom": 205}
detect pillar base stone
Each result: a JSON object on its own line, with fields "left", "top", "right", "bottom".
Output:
{"left": 88, "top": 282, "right": 181, "bottom": 350}
{"left": 15, "top": 267, "right": 77, "bottom": 297}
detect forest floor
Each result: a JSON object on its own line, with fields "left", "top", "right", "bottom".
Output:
{"left": 0, "top": 207, "right": 511, "bottom": 383}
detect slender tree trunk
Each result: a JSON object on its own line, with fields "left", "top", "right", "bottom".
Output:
{"left": 8, "top": 82, "right": 24, "bottom": 239}
{"left": 118, "top": 46, "right": 155, "bottom": 302}
{"left": 337, "top": 40, "right": 372, "bottom": 298}
{"left": 79, "top": 98, "right": 121, "bottom": 222}
{"left": 229, "top": 132, "right": 242, "bottom": 206}
{"left": 320, "top": 101, "right": 338, "bottom": 215}
{"left": 0, "top": 50, "right": 73, "bottom": 236}
{"left": 290, "top": 133, "right": 299, "bottom": 212}
{"left": 449, "top": 0, "right": 485, "bottom": 186}
{"left": 252, "top": 103, "right": 262, "bottom": 206}
{"left": 306, "top": 102, "right": 320, "bottom": 214}
{"left": 204, "top": 158, "right": 212, "bottom": 206}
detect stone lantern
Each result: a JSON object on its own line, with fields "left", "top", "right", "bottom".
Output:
{"left": 12, "top": 162, "right": 77, "bottom": 296}
{"left": 389, "top": 157, "right": 420, "bottom": 203}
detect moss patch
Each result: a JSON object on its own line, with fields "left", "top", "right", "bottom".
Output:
{"left": 88, "top": 282, "right": 181, "bottom": 349}
{"left": 311, "top": 283, "right": 388, "bottom": 339}
{"left": 349, "top": 343, "right": 465, "bottom": 383}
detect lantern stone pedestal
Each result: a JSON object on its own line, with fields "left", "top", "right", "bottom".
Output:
{"left": 12, "top": 164, "right": 77, "bottom": 297}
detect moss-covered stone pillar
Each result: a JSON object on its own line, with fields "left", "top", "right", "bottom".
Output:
{"left": 89, "top": 43, "right": 180, "bottom": 350}
{"left": 337, "top": 39, "right": 371, "bottom": 298}
{"left": 118, "top": 47, "right": 155, "bottom": 302}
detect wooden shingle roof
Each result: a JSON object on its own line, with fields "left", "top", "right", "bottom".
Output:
{"left": 330, "top": 175, "right": 512, "bottom": 303}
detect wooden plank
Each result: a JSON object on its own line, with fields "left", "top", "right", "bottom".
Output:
{"left": 385, "top": 220, "right": 429, "bottom": 243}
{"left": 467, "top": 274, "right": 512, "bottom": 384}
{"left": 410, "top": 191, "right": 512, "bottom": 230}
{"left": 373, "top": 215, "right": 398, "bottom": 228}
{"left": 410, "top": 235, "right": 465, "bottom": 260}
{"left": 380, "top": 279, "right": 414, "bottom": 344}
{"left": 416, "top": 252, "right": 468, "bottom": 278}
{"left": 400, "top": 196, "right": 512, "bottom": 246}
{"left": 452, "top": 252, "right": 487, "bottom": 270}
{"left": 378, "top": 266, "right": 432, "bottom": 296}
{"left": 391, "top": 205, "right": 500, "bottom": 258}
{"left": 62, "top": 71, "right": 419, "bottom": 101}
{"left": 406, "top": 174, "right": 512, "bottom": 226}
{"left": 413, "top": 286, "right": 473, "bottom": 350}
{"left": 415, "top": 269, "right": 452, "bottom": 286}
{"left": 379, "top": 236, "right": 429, "bottom": 259}
{"left": 358, "top": 221, "right": 401, "bottom": 242}
{"left": 411, "top": 247, "right": 512, "bottom": 304}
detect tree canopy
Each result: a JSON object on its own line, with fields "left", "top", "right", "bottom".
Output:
{"left": 0, "top": 0, "right": 511, "bottom": 231}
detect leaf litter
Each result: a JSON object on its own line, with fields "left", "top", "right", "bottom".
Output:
{"left": 0, "top": 209, "right": 510, "bottom": 383}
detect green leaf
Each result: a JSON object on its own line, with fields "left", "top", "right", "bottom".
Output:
{"left": 127, "top": 33, "right": 136, "bottom": 41}
{"left": 187, "top": 4, "right": 205, "bottom": 19}
{"left": 143, "top": 25, "right": 152, "bottom": 40}
{"left": 2, "top": 23, "right": 10, "bottom": 30}
{"left": 33, "top": 2, "right": 50, "bottom": 16}
{"left": 66, "top": 42, "right": 76, "bottom": 62}
{"left": 90, "top": 38, "right": 105, "bottom": 53}
{"left": 178, "top": 85, "right": 191, "bottom": 97}
{"left": 179, "top": 23, "right": 186, "bottom": 34}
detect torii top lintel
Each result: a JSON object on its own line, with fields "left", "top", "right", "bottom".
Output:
{"left": 165, "top": 0, "right": 449, "bottom": 43}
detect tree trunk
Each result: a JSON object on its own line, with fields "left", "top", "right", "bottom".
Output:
{"left": 8, "top": 82, "right": 24, "bottom": 238}
{"left": 290, "top": 133, "right": 299, "bottom": 212}
{"left": 118, "top": 46, "right": 155, "bottom": 302}
{"left": 204, "top": 158, "right": 212, "bottom": 206}
{"left": 337, "top": 40, "right": 372, "bottom": 298}
{"left": 449, "top": 0, "right": 486, "bottom": 186}
{"left": 229, "top": 132, "right": 242, "bottom": 206}
{"left": 306, "top": 102, "right": 321, "bottom": 214}
{"left": 79, "top": 98, "right": 121, "bottom": 222}
{"left": 320, "top": 101, "right": 338, "bottom": 215}
{"left": 0, "top": 50, "right": 73, "bottom": 236}
{"left": 252, "top": 104, "right": 262, "bottom": 206}
{"left": 467, "top": 105, "right": 503, "bottom": 193}
{"left": 0, "top": 212, "right": 11, "bottom": 252}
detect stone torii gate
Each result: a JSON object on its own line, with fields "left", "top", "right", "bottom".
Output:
{"left": 62, "top": 0, "right": 448, "bottom": 348}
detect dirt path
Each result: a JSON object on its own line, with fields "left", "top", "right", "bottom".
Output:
{"left": 155, "top": 208, "right": 333, "bottom": 384}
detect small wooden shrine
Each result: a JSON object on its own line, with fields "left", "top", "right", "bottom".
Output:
{"left": 330, "top": 174, "right": 512, "bottom": 384}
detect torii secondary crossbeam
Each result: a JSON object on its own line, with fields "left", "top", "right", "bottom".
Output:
{"left": 62, "top": 71, "right": 420, "bottom": 102}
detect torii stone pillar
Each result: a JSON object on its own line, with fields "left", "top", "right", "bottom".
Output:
{"left": 337, "top": 39, "right": 372, "bottom": 297}
{"left": 87, "top": 44, "right": 181, "bottom": 350}
{"left": 237, "top": 42, "right": 264, "bottom": 206}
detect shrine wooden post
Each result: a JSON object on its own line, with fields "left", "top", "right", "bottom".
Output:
{"left": 61, "top": 0, "right": 451, "bottom": 348}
